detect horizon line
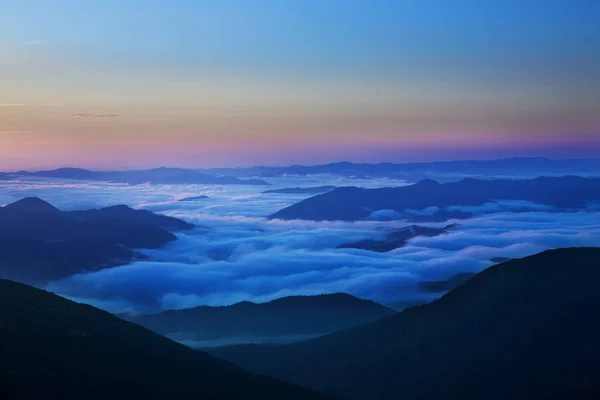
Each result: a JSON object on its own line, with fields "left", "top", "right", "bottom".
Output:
{"left": 3, "top": 155, "right": 600, "bottom": 173}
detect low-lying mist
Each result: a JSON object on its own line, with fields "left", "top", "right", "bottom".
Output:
{"left": 2, "top": 174, "right": 599, "bottom": 314}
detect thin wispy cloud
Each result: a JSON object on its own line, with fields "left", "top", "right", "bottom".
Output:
{"left": 0, "top": 104, "right": 26, "bottom": 107}
{"left": 24, "top": 40, "right": 43, "bottom": 45}
{"left": 0, "top": 130, "right": 33, "bottom": 135}
{"left": 74, "top": 113, "right": 119, "bottom": 118}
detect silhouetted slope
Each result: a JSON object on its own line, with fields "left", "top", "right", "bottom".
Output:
{"left": 490, "top": 256, "right": 513, "bottom": 263}
{"left": 419, "top": 272, "right": 475, "bottom": 292}
{"left": 0, "top": 235, "right": 141, "bottom": 284}
{"left": 0, "top": 198, "right": 193, "bottom": 283}
{"left": 67, "top": 204, "right": 194, "bottom": 231}
{"left": 4, "top": 197, "right": 61, "bottom": 213}
{"left": 126, "top": 293, "right": 395, "bottom": 340}
{"left": 213, "top": 248, "right": 600, "bottom": 400}
{"left": 0, "top": 279, "right": 331, "bottom": 400}
{"left": 339, "top": 224, "right": 456, "bottom": 252}
{"left": 271, "top": 176, "right": 600, "bottom": 221}
{"left": 263, "top": 186, "right": 338, "bottom": 194}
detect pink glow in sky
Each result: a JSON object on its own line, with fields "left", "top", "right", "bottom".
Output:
{"left": 1, "top": 1, "right": 599, "bottom": 169}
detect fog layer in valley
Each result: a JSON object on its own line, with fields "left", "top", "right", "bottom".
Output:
{"left": 2, "top": 174, "right": 598, "bottom": 314}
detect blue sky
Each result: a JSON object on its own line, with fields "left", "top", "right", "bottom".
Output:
{"left": 1, "top": 0, "right": 599, "bottom": 168}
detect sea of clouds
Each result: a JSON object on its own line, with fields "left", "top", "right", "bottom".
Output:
{"left": 2, "top": 174, "right": 599, "bottom": 313}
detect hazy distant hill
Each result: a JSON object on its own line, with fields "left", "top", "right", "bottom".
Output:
{"left": 123, "top": 293, "right": 395, "bottom": 346}
{"left": 213, "top": 248, "right": 600, "bottom": 400}
{"left": 0, "top": 279, "right": 331, "bottom": 400}
{"left": 203, "top": 157, "right": 600, "bottom": 179}
{"left": 271, "top": 176, "right": 600, "bottom": 221}
{"left": 0, "top": 198, "right": 193, "bottom": 283}
{"left": 339, "top": 224, "right": 456, "bottom": 252}
{"left": 263, "top": 186, "right": 338, "bottom": 194}
{"left": 8, "top": 167, "right": 270, "bottom": 186}
{"left": 179, "top": 195, "right": 210, "bottom": 201}
{"left": 8, "top": 158, "right": 599, "bottom": 184}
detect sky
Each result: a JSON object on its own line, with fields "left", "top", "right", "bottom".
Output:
{"left": 1, "top": 0, "right": 599, "bottom": 169}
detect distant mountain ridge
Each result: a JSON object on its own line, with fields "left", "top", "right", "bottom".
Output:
{"left": 213, "top": 247, "right": 600, "bottom": 400}
{"left": 6, "top": 157, "right": 599, "bottom": 183}
{"left": 271, "top": 176, "right": 600, "bottom": 221}
{"left": 5, "top": 167, "right": 270, "bottom": 186}
{"left": 203, "top": 157, "right": 600, "bottom": 179}
{"left": 123, "top": 293, "right": 395, "bottom": 347}
{"left": 0, "top": 279, "right": 331, "bottom": 400}
{"left": 0, "top": 198, "right": 194, "bottom": 283}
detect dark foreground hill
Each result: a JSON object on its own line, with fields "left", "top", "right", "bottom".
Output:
{"left": 418, "top": 272, "right": 476, "bottom": 293}
{"left": 0, "top": 279, "right": 331, "bottom": 400}
{"left": 270, "top": 176, "right": 600, "bottom": 221}
{"left": 213, "top": 248, "right": 600, "bottom": 400}
{"left": 0, "top": 198, "right": 194, "bottom": 283}
{"left": 124, "top": 293, "right": 395, "bottom": 346}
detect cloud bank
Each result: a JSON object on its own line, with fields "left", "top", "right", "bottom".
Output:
{"left": 74, "top": 113, "right": 119, "bottom": 118}
{"left": 2, "top": 174, "right": 599, "bottom": 313}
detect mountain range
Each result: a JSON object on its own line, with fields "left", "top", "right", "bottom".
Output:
{"left": 204, "top": 157, "right": 600, "bottom": 179}
{"left": 0, "top": 197, "right": 194, "bottom": 283}
{"left": 213, "top": 248, "right": 600, "bottom": 400}
{"left": 7, "top": 158, "right": 600, "bottom": 185}
{"left": 123, "top": 293, "right": 395, "bottom": 347}
{"left": 271, "top": 176, "right": 600, "bottom": 221}
{"left": 3, "top": 167, "right": 270, "bottom": 186}
{"left": 0, "top": 279, "right": 331, "bottom": 400}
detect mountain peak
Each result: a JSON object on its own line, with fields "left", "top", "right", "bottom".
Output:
{"left": 4, "top": 197, "right": 60, "bottom": 213}
{"left": 102, "top": 204, "right": 134, "bottom": 212}
{"left": 413, "top": 178, "right": 440, "bottom": 187}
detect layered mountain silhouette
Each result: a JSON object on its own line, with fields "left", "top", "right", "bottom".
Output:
{"left": 271, "top": 176, "right": 600, "bottom": 221}
{"left": 123, "top": 293, "right": 395, "bottom": 347}
{"left": 0, "top": 198, "right": 194, "bottom": 283}
{"left": 204, "top": 157, "right": 600, "bottom": 179}
{"left": 263, "top": 186, "right": 338, "bottom": 194}
{"left": 419, "top": 272, "right": 475, "bottom": 293}
{"left": 9, "top": 167, "right": 270, "bottom": 185}
{"left": 0, "top": 279, "right": 331, "bottom": 400}
{"left": 490, "top": 256, "right": 513, "bottom": 263}
{"left": 339, "top": 224, "right": 456, "bottom": 252}
{"left": 213, "top": 248, "right": 600, "bottom": 400}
